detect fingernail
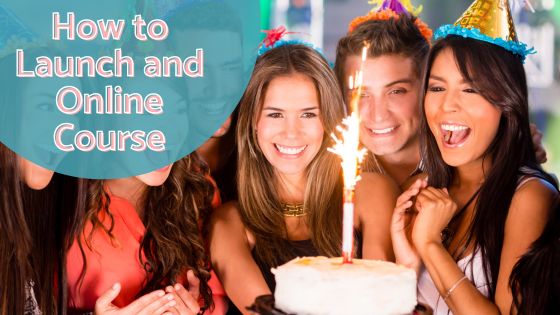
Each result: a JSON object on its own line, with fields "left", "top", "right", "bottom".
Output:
{"left": 112, "top": 283, "right": 120, "bottom": 290}
{"left": 158, "top": 291, "right": 165, "bottom": 297}
{"left": 168, "top": 300, "right": 176, "bottom": 307}
{"left": 174, "top": 284, "right": 181, "bottom": 290}
{"left": 167, "top": 295, "right": 174, "bottom": 301}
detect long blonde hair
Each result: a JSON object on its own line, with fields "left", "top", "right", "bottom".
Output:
{"left": 237, "top": 44, "right": 346, "bottom": 267}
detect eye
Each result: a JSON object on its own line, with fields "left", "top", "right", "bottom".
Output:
{"left": 463, "top": 87, "right": 479, "bottom": 94}
{"left": 267, "top": 112, "right": 283, "bottom": 118}
{"left": 301, "top": 112, "right": 318, "bottom": 118}
{"left": 388, "top": 88, "right": 407, "bottom": 95}
{"left": 428, "top": 85, "right": 445, "bottom": 92}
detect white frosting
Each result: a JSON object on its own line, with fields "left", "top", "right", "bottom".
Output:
{"left": 272, "top": 257, "right": 417, "bottom": 315}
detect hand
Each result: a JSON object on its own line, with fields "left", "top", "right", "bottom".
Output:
{"left": 163, "top": 270, "right": 202, "bottom": 315}
{"left": 94, "top": 283, "right": 176, "bottom": 315}
{"left": 530, "top": 123, "right": 547, "bottom": 164}
{"left": 412, "top": 187, "right": 458, "bottom": 252}
{"left": 391, "top": 178, "right": 427, "bottom": 274}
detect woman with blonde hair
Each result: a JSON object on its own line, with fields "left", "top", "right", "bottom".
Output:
{"left": 209, "top": 39, "right": 399, "bottom": 313}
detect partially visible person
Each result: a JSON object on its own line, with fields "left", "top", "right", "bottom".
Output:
{"left": 0, "top": 143, "right": 86, "bottom": 315}
{"left": 66, "top": 154, "right": 222, "bottom": 314}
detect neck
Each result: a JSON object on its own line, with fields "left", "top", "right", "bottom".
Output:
{"left": 276, "top": 172, "right": 306, "bottom": 204}
{"left": 106, "top": 178, "right": 147, "bottom": 216}
{"left": 453, "top": 157, "right": 492, "bottom": 189}
{"left": 377, "top": 140, "right": 420, "bottom": 186}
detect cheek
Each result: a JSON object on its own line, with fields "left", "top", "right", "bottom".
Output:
{"left": 309, "top": 121, "right": 324, "bottom": 145}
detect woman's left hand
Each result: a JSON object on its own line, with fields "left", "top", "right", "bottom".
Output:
{"left": 164, "top": 270, "right": 202, "bottom": 315}
{"left": 412, "top": 187, "right": 457, "bottom": 251}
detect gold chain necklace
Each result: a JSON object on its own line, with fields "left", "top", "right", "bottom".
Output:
{"left": 282, "top": 204, "right": 306, "bottom": 217}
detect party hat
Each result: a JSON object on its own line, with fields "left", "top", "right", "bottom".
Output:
{"left": 434, "top": 0, "right": 534, "bottom": 62}
{"left": 257, "top": 26, "right": 325, "bottom": 58}
{"left": 348, "top": 0, "right": 432, "bottom": 43}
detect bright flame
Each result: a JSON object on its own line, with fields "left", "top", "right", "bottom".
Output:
{"left": 327, "top": 112, "right": 368, "bottom": 189}
{"left": 328, "top": 45, "right": 369, "bottom": 263}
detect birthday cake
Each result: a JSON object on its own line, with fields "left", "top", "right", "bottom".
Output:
{"left": 271, "top": 257, "right": 417, "bottom": 315}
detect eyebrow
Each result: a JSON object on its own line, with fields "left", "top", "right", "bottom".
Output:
{"left": 262, "top": 106, "right": 319, "bottom": 111}
{"left": 384, "top": 79, "right": 413, "bottom": 87}
{"left": 429, "top": 75, "right": 445, "bottom": 82}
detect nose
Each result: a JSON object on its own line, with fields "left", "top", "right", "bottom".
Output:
{"left": 441, "top": 89, "right": 460, "bottom": 113}
{"left": 200, "top": 68, "right": 222, "bottom": 99}
{"left": 283, "top": 116, "right": 302, "bottom": 139}
{"left": 361, "top": 96, "right": 390, "bottom": 123}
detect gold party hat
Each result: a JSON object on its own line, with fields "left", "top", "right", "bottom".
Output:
{"left": 434, "top": 0, "right": 534, "bottom": 61}
{"left": 454, "top": 0, "right": 517, "bottom": 42}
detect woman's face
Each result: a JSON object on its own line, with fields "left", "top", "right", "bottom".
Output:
{"left": 256, "top": 73, "right": 324, "bottom": 178}
{"left": 135, "top": 163, "right": 174, "bottom": 186}
{"left": 18, "top": 156, "right": 54, "bottom": 190}
{"left": 424, "top": 48, "right": 502, "bottom": 167}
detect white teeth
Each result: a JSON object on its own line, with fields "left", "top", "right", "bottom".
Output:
{"left": 370, "top": 127, "right": 396, "bottom": 134}
{"left": 276, "top": 144, "right": 307, "bottom": 155}
{"left": 441, "top": 124, "right": 469, "bottom": 132}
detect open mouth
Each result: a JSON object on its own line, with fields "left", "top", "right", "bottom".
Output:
{"left": 275, "top": 144, "right": 307, "bottom": 156}
{"left": 440, "top": 123, "right": 471, "bottom": 148}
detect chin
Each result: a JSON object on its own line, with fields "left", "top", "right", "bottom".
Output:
{"left": 25, "top": 173, "right": 53, "bottom": 190}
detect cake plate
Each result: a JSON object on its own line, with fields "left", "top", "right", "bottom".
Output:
{"left": 247, "top": 295, "right": 433, "bottom": 315}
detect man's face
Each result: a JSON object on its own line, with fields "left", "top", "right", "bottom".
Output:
{"left": 172, "top": 30, "right": 243, "bottom": 138}
{"left": 344, "top": 54, "right": 421, "bottom": 158}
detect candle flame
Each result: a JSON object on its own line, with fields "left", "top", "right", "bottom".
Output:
{"left": 329, "top": 45, "right": 369, "bottom": 263}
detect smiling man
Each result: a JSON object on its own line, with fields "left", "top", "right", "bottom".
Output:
{"left": 334, "top": 8, "right": 432, "bottom": 187}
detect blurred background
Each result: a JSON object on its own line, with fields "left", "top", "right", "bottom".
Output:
{"left": 259, "top": 0, "right": 560, "bottom": 176}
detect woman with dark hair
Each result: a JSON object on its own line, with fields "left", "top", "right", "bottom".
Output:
{"left": 0, "top": 143, "right": 86, "bottom": 315}
{"left": 66, "top": 154, "right": 222, "bottom": 314}
{"left": 391, "top": 3, "right": 559, "bottom": 314}
{"left": 208, "top": 40, "right": 399, "bottom": 313}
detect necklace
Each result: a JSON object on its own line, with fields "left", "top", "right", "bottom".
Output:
{"left": 282, "top": 203, "right": 306, "bottom": 217}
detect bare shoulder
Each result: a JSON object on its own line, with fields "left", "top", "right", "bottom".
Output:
{"left": 210, "top": 200, "right": 256, "bottom": 248}
{"left": 211, "top": 200, "right": 242, "bottom": 222}
{"left": 357, "top": 172, "right": 400, "bottom": 194}
{"left": 507, "top": 178, "right": 558, "bottom": 232}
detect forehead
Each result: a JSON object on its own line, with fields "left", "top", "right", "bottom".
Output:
{"left": 430, "top": 48, "right": 463, "bottom": 81}
{"left": 262, "top": 73, "right": 318, "bottom": 108}
{"left": 344, "top": 54, "right": 417, "bottom": 86}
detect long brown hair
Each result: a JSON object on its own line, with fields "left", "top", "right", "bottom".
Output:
{"left": 236, "top": 44, "right": 345, "bottom": 268}
{"left": 0, "top": 143, "right": 86, "bottom": 315}
{"left": 78, "top": 153, "right": 215, "bottom": 309}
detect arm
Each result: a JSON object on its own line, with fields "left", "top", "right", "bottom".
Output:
{"left": 208, "top": 202, "right": 271, "bottom": 314}
{"left": 414, "top": 180, "right": 556, "bottom": 315}
{"left": 355, "top": 172, "right": 400, "bottom": 261}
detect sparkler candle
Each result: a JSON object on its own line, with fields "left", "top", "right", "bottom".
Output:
{"left": 328, "top": 46, "right": 368, "bottom": 263}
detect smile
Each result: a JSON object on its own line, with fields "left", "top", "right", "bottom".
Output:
{"left": 275, "top": 144, "right": 307, "bottom": 155}
{"left": 366, "top": 126, "right": 397, "bottom": 136}
{"left": 440, "top": 122, "right": 471, "bottom": 148}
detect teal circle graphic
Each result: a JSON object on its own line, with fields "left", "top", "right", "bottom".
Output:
{"left": 0, "top": 0, "right": 259, "bottom": 178}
